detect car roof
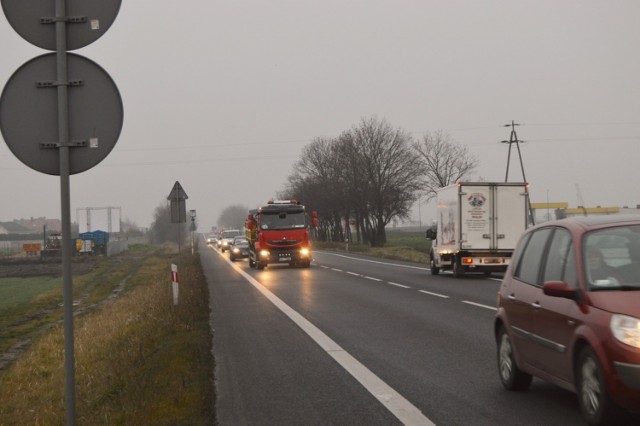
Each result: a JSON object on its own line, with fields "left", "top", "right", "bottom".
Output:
{"left": 529, "top": 214, "right": 640, "bottom": 232}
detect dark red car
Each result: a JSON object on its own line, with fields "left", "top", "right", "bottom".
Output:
{"left": 495, "top": 215, "right": 640, "bottom": 425}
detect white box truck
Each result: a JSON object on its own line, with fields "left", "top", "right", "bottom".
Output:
{"left": 426, "top": 182, "right": 531, "bottom": 277}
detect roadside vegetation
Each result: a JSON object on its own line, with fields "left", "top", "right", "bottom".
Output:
{"left": 0, "top": 228, "right": 424, "bottom": 424}
{"left": 0, "top": 244, "right": 214, "bottom": 424}
{"left": 314, "top": 229, "right": 431, "bottom": 264}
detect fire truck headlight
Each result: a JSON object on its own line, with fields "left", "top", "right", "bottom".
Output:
{"left": 259, "top": 249, "right": 270, "bottom": 258}
{"left": 300, "top": 247, "right": 310, "bottom": 257}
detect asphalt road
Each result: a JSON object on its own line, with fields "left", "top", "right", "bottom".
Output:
{"left": 202, "top": 242, "right": 594, "bottom": 425}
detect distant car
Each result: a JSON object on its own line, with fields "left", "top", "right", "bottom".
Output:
{"left": 205, "top": 234, "right": 218, "bottom": 245}
{"left": 229, "top": 236, "right": 250, "bottom": 261}
{"left": 219, "top": 229, "right": 242, "bottom": 252}
{"left": 495, "top": 215, "right": 640, "bottom": 425}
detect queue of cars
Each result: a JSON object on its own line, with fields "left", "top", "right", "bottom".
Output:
{"left": 205, "top": 230, "right": 249, "bottom": 261}
{"left": 495, "top": 215, "right": 640, "bottom": 425}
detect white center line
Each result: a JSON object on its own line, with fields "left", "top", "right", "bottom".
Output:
{"left": 388, "top": 282, "right": 410, "bottom": 289}
{"left": 461, "top": 300, "right": 497, "bottom": 311}
{"left": 364, "top": 276, "right": 382, "bottom": 282}
{"left": 418, "top": 290, "right": 449, "bottom": 299}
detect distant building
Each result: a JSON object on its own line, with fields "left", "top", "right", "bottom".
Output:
{"left": 0, "top": 221, "right": 32, "bottom": 234}
{"left": 15, "top": 217, "right": 61, "bottom": 233}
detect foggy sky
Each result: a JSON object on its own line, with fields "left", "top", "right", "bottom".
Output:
{"left": 1, "top": 0, "right": 639, "bottom": 231}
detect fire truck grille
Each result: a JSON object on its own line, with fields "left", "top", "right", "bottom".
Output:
{"left": 268, "top": 240, "right": 302, "bottom": 246}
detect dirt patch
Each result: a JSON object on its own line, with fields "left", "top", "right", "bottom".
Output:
{"left": 0, "top": 256, "right": 99, "bottom": 278}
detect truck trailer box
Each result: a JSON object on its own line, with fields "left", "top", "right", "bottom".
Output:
{"left": 428, "top": 182, "right": 531, "bottom": 277}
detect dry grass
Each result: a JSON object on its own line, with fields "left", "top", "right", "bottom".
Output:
{"left": 0, "top": 249, "right": 214, "bottom": 425}
{"left": 315, "top": 231, "right": 431, "bottom": 264}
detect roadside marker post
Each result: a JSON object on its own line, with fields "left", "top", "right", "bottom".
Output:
{"left": 171, "top": 263, "right": 179, "bottom": 305}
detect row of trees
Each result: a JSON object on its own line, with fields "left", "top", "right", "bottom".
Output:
{"left": 147, "top": 117, "right": 478, "bottom": 247}
{"left": 280, "top": 116, "right": 478, "bottom": 247}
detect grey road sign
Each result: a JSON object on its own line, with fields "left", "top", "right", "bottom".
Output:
{"left": 0, "top": 52, "right": 123, "bottom": 175}
{"left": 1, "top": 0, "right": 122, "bottom": 51}
{"left": 168, "top": 181, "right": 188, "bottom": 223}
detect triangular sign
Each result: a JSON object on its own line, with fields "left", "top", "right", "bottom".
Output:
{"left": 167, "top": 181, "right": 188, "bottom": 200}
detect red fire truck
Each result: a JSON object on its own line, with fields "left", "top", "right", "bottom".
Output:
{"left": 245, "top": 199, "right": 317, "bottom": 269}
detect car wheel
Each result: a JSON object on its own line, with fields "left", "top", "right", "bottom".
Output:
{"left": 249, "top": 257, "right": 255, "bottom": 268}
{"left": 256, "top": 262, "right": 265, "bottom": 270}
{"left": 430, "top": 255, "right": 440, "bottom": 275}
{"left": 577, "top": 346, "right": 619, "bottom": 425}
{"left": 497, "top": 327, "right": 532, "bottom": 391}
{"left": 230, "top": 255, "right": 235, "bottom": 261}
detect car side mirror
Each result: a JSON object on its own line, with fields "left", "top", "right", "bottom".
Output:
{"left": 543, "top": 281, "right": 578, "bottom": 300}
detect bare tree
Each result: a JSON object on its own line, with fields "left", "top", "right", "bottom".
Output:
{"left": 284, "top": 117, "right": 423, "bottom": 247}
{"left": 413, "top": 130, "right": 479, "bottom": 201}
{"left": 283, "top": 137, "right": 349, "bottom": 242}
{"left": 349, "top": 117, "right": 422, "bottom": 246}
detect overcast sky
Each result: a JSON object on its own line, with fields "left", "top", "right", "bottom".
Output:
{"left": 1, "top": 0, "right": 639, "bottom": 231}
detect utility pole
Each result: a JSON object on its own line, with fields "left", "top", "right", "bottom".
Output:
{"left": 501, "top": 120, "right": 528, "bottom": 183}
{"left": 501, "top": 121, "right": 535, "bottom": 225}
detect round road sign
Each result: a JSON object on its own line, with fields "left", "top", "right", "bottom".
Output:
{"left": 0, "top": 53, "right": 124, "bottom": 175}
{"left": 1, "top": 0, "right": 122, "bottom": 51}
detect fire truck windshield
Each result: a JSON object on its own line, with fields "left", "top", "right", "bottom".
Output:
{"left": 261, "top": 211, "right": 306, "bottom": 230}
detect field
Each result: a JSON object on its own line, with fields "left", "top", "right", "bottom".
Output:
{"left": 0, "top": 245, "right": 214, "bottom": 424}
{"left": 316, "top": 229, "right": 432, "bottom": 263}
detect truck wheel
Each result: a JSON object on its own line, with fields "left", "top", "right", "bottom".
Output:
{"left": 430, "top": 256, "right": 440, "bottom": 275}
{"left": 249, "top": 256, "right": 255, "bottom": 268}
{"left": 452, "top": 257, "right": 465, "bottom": 278}
{"left": 256, "top": 262, "right": 265, "bottom": 270}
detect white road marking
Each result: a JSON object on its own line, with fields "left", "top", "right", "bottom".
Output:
{"left": 317, "top": 251, "right": 429, "bottom": 271}
{"left": 418, "top": 290, "right": 449, "bottom": 299}
{"left": 346, "top": 271, "right": 360, "bottom": 276}
{"left": 331, "top": 268, "right": 344, "bottom": 272}
{"left": 217, "top": 249, "right": 434, "bottom": 425}
{"left": 364, "top": 276, "right": 382, "bottom": 282}
{"left": 388, "top": 282, "right": 411, "bottom": 288}
{"left": 461, "top": 300, "right": 497, "bottom": 311}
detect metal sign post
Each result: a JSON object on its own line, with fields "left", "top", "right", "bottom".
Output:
{"left": 189, "top": 209, "right": 196, "bottom": 255}
{"left": 0, "top": 1, "right": 122, "bottom": 424}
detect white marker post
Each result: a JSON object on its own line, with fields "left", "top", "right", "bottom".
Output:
{"left": 171, "top": 264, "right": 179, "bottom": 305}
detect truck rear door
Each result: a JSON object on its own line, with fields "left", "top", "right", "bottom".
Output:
{"left": 459, "top": 185, "right": 493, "bottom": 250}
{"left": 495, "top": 185, "right": 528, "bottom": 250}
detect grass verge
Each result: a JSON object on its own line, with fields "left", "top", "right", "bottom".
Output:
{"left": 314, "top": 230, "right": 431, "bottom": 264}
{"left": 0, "top": 246, "right": 214, "bottom": 424}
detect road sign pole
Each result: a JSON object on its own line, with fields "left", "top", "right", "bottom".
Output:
{"left": 2, "top": 1, "right": 122, "bottom": 422}
{"left": 55, "top": 1, "right": 76, "bottom": 424}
